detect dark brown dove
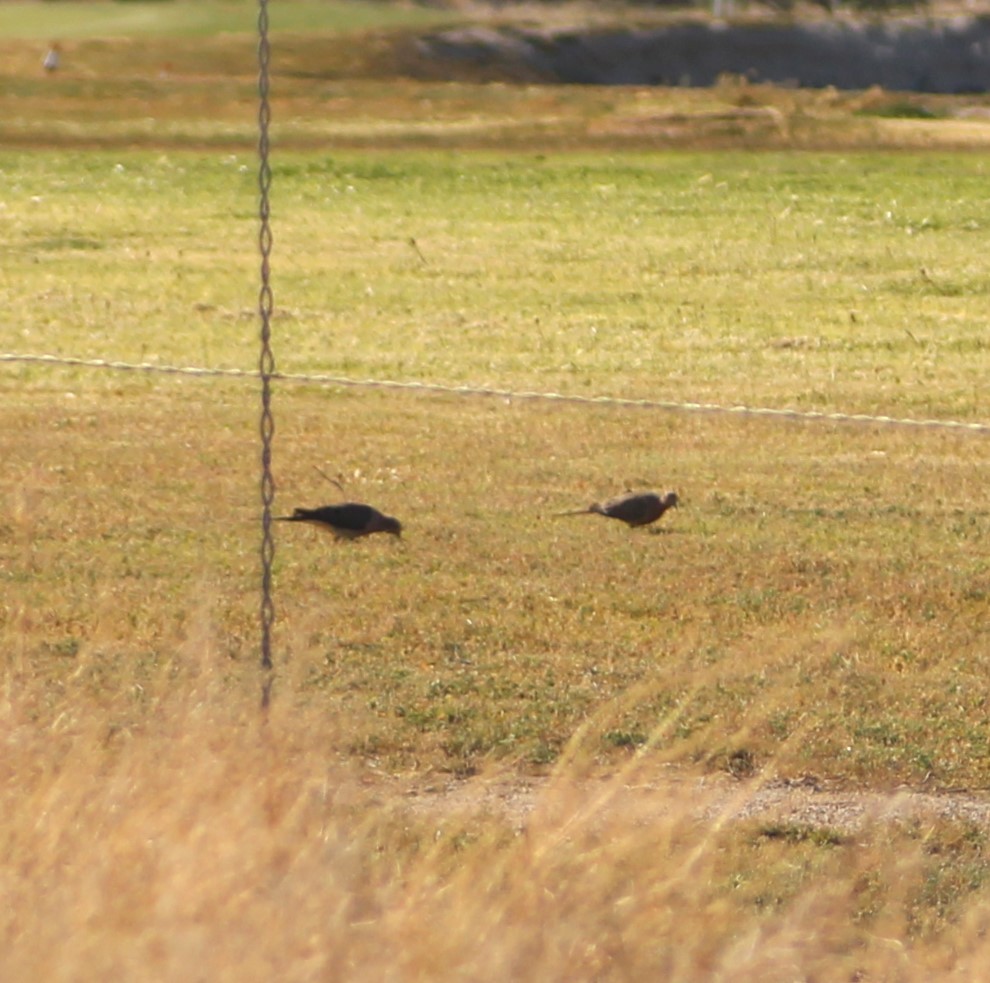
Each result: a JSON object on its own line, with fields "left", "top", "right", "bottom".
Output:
{"left": 555, "top": 491, "right": 679, "bottom": 528}
{"left": 276, "top": 503, "right": 402, "bottom": 540}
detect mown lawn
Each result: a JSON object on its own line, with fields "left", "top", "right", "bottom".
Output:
{"left": 4, "top": 146, "right": 989, "bottom": 783}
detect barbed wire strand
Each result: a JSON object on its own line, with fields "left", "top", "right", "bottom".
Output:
{"left": 3, "top": 351, "right": 990, "bottom": 437}
{"left": 257, "top": 0, "right": 276, "bottom": 709}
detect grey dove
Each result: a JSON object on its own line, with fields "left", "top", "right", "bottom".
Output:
{"left": 276, "top": 503, "right": 402, "bottom": 540}
{"left": 556, "top": 491, "right": 678, "bottom": 528}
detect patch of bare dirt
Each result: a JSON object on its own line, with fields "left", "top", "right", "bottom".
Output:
{"left": 396, "top": 768, "right": 990, "bottom": 833}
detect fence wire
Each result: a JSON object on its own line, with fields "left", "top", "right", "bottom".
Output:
{"left": 3, "top": 350, "right": 989, "bottom": 437}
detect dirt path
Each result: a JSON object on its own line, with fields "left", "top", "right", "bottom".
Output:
{"left": 398, "top": 769, "right": 990, "bottom": 834}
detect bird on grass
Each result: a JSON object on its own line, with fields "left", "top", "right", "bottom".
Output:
{"left": 276, "top": 503, "right": 402, "bottom": 540}
{"left": 555, "top": 490, "right": 679, "bottom": 529}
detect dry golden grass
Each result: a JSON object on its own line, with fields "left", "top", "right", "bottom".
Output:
{"left": 4, "top": 639, "right": 990, "bottom": 981}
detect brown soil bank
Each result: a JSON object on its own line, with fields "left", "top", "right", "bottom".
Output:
{"left": 417, "top": 16, "right": 990, "bottom": 92}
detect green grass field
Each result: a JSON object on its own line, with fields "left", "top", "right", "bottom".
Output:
{"left": 0, "top": 0, "right": 456, "bottom": 39}
{"left": 3, "top": 2, "right": 990, "bottom": 979}
{"left": 6, "top": 144, "right": 990, "bottom": 776}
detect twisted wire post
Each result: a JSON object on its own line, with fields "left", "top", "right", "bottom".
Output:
{"left": 257, "top": 0, "right": 276, "bottom": 703}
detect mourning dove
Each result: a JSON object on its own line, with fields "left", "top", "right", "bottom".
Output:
{"left": 555, "top": 490, "right": 679, "bottom": 528}
{"left": 276, "top": 503, "right": 402, "bottom": 540}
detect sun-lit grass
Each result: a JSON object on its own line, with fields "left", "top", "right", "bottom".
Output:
{"left": 4, "top": 148, "right": 990, "bottom": 420}
{"left": 4, "top": 147, "right": 990, "bottom": 784}
{"left": 5, "top": 368, "right": 989, "bottom": 781}
{"left": 4, "top": 9, "right": 990, "bottom": 977}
